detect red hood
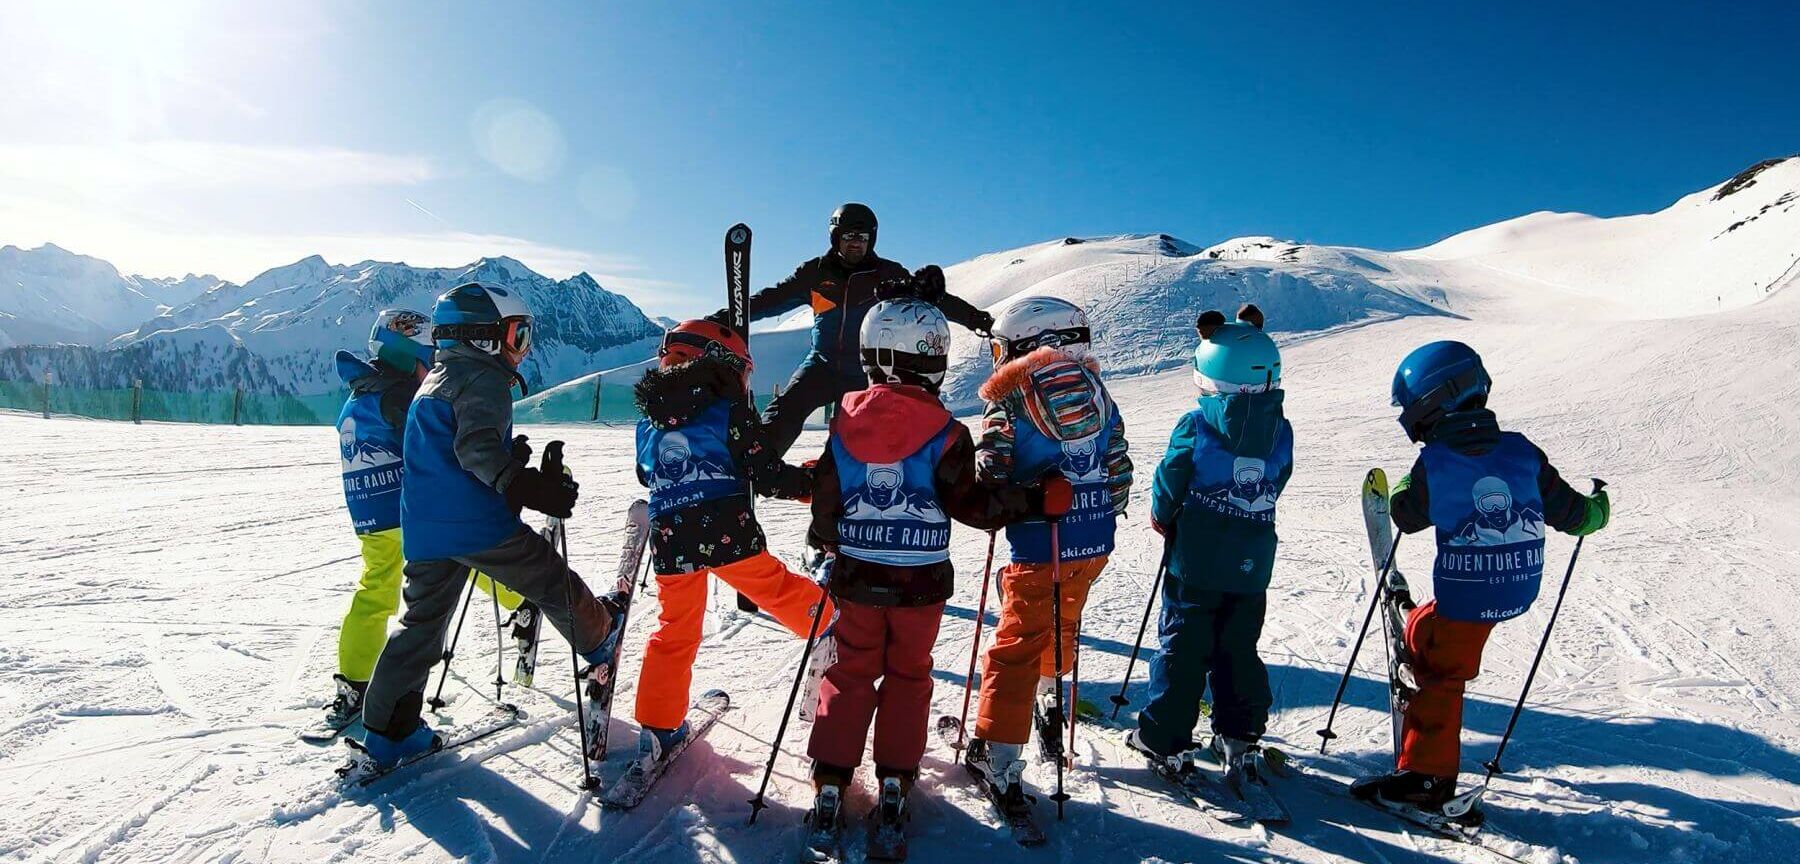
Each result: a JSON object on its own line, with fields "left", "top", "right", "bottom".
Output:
{"left": 834, "top": 384, "right": 953, "bottom": 463}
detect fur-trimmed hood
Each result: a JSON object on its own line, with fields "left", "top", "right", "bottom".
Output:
{"left": 634, "top": 356, "right": 747, "bottom": 430}
{"left": 978, "top": 347, "right": 1109, "bottom": 443}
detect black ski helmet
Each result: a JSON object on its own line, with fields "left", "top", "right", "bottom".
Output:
{"left": 830, "top": 202, "right": 878, "bottom": 248}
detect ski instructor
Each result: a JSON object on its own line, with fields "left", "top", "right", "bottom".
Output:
{"left": 710, "top": 202, "right": 995, "bottom": 457}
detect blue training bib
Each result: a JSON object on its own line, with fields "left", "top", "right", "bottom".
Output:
{"left": 636, "top": 400, "right": 747, "bottom": 518}
{"left": 1424, "top": 432, "right": 1548, "bottom": 622}
{"left": 833, "top": 424, "right": 955, "bottom": 567}
{"left": 1005, "top": 403, "right": 1117, "bottom": 564}
{"left": 337, "top": 391, "right": 406, "bottom": 534}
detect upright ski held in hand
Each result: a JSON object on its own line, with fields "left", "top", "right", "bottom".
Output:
{"left": 599, "top": 690, "right": 732, "bottom": 810}
{"left": 1362, "top": 468, "right": 1418, "bottom": 755}
{"left": 580, "top": 498, "right": 652, "bottom": 767}
{"left": 724, "top": 222, "right": 761, "bottom": 615}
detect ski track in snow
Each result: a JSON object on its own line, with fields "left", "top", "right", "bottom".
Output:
{"left": 7, "top": 299, "right": 1800, "bottom": 863}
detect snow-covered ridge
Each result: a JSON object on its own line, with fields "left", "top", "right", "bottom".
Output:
{"left": 1, "top": 248, "right": 663, "bottom": 396}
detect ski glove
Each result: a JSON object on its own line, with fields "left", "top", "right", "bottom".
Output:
{"left": 971, "top": 310, "right": 996, "bottom": 338}
{"left": 511, "top": 434, "right": 533, "bottom": 467}
{"left": 1569, "top": 488, "right": 1610, "bottom": 537}
{"left": 505, "top": 467, "right": 580, "bottom": 519}
{"left": 1034, "top": 471, "right": 1075, "bottom": 518}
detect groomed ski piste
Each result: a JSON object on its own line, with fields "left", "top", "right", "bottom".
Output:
{"left": 6, "top": 159, "right": 1800, "bottom": 863}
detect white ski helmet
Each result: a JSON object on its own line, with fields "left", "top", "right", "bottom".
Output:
{"left": 860, "top": 298, "right": 950, "bottom": 390}
{"left": 368, "top": 308, "right": 435, "bottom": 372}
{"left": 989, "top": 295, "right": 1091, "bottom": 365}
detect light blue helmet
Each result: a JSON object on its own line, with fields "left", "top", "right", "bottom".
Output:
{"left": 1192, "top": 307, "right": 1280, "bottom": 394}
{"left": 368, "top": 308, "right": 435, "bottom": 372}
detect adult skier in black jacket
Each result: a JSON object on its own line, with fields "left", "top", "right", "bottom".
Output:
{"left": 712, "top": 202, "right": 995, "bottom": 456}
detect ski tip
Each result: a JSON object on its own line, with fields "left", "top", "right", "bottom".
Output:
{"left": 727, "top": 224, "right": 751, "bottom": 244}
{"left": 1364, "top": 468, "right": 1388, "bottom": 496}
{"left": 626, "top": 498, "right": 650, "bottom": 524}
{"left": 699, "top": 689, "right": 732, "bottom": 710}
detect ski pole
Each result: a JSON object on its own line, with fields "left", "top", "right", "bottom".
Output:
{"left": 1068, "top": 617, "right": 1081, "bottom": 761}
{"left": 545, "top": 442, "right": 598, "bottom": 791}
{"left": 747, "top": 554, "right": 833, "bottom": 825}
{"left": 1316, "top": 532, "right": 1402, "bottom": 752}
{"left": 491, "top": 588, "right": 508, "bottom": 708}
{"left": 1111, "top": 528, "right": 1175, "bottom": 721}
{"left": 1049, "top": 520, "right": 1070, "bottom": 819}
{"left": 428, "top": 570, "right": 481, "bottom": 710}
{"left": 1479, "top": 479, "right": 1606, "bottom": 786}
{"left": 953, "top": 531, "right": 998, "bottom": 753}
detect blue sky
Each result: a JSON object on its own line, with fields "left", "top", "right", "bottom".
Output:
{"left": 4, "top": 1, "right": 1796, "bottom": 317}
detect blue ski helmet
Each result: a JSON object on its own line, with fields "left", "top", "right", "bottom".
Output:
{"left": 1391, "top": 340, "right": 1491, "bottom": 441}
{"left": 369, "top": 308, "right": 435, "bottom": 373}
{"left": 1192, "top": 309, "right": 1280, "bottom": 394}
{"left": 431, "top": 282, "right": 533, "bottom": 360}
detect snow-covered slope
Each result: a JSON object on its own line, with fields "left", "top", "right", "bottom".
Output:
{"left": 113, "top": 255, "right": 663, "bottom": 395}
{"left": 6, "top": 288, "right": 1797, "bottom": 863}
{"left": 0, "top": 244, "right": 207, "bottom": 349}
{"left": 1409, "top": 155, "right": 1800, "bottom": 317}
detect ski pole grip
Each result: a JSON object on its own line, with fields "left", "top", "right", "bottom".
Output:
{"left": 1590, "top": 478, "right": 1607, "bottom": 494}
{"left": 542, "top": 440, "right": 565, "bottom": 475}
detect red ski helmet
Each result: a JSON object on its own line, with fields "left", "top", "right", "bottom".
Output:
{"left": 659, "top": 319, "right": 752, "bottom": 373}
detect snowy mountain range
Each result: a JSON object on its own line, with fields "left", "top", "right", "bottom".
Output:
{"left": 8, "top": 156, "right": 1797, "bottom": 410}
{"left": 0, "top": 247, "right": 664, "bottom": 396}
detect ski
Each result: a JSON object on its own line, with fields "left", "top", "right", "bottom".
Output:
{"left": 598, "top": 689, "right": 732, "bottom": 810}
{"left": 298, "top": 710, "right": 360, "bottom": 743}
{"left": 724, "top": 222, "right": 761, "bottom": 616}
{"left": 1112, "top": 729, "right": 1269, "bottom": 827}
{"left": 580, "top": 498, "right": 652, "bottom": 765}
{"left": 1357, "top": 795, "right": 1540, "bottom": 864}
{"left": 1363, "top": 468, "right": 1418, "bottom": 756}
{"left": 934, "top": 716, "right": 1047, "bottom": 846}
{"left": 335, "top": 705, "right": 524, "bottom": 787}
{"left": 1193, "top": 738, "right": 1291, "bottom": 825}
{"left": 510, "top": 598, "right": 542, "bottom": 688}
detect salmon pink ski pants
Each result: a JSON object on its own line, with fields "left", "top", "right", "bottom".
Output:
{"left": 807, "top": 598, "right": 945, "bottom": 775}
{"left": 634, "top": 551, "right": 831, "bottom": 730}
{"left": 1398, "top": 599, "right": 1497, "bottom": 777}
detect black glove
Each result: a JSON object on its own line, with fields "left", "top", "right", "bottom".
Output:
{"left": 911, "top": 265, "right": 946, "bottom": 302}
{"left": 505, "top": 467, "right": 579, "bottom": 518}
{"left": 876, "top": 276, "right": 916, "bottom": 301}
{"left": 510, "top": 434, "right": 533, "bottom": 467}
{"left": 703, "top": 309, "right": 732, "bottom": 328}
{"left": 972, "top": 310, "right": 996, "bottom": 338}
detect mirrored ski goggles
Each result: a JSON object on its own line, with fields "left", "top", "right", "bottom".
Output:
{"left": 991, "top": 327, "right": 1091, "bottom": 362}
{"left": 660, "top": 329, "right": 750, "bottom": 370}
{"left": 501, "top": 317, "right": 532, "bottom": 355}
{"left": 838, "top": 231, "right": 872, "bottom": 243}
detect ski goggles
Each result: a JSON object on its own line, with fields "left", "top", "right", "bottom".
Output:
{"left": 837, "top": 231, "right": 872, "bottom": 243}
{"left": 501, "top": 317, "right": 532, "bottom": 355}
{"left": 659, "top": 329, "right": 750, "bottom": 371}
{"left": 991, "top": 326, "right": 1091, "bottom": 363}
{"left": 433, "top": 316, "right": 533, "bottom": 355}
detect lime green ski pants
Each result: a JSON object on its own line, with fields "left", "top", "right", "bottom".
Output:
{"left": 337, "top": 529, "right": 521, "bottom": 683}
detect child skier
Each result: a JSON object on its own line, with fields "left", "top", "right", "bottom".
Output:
{"left": 313, "top": 309, "right": 435, "bottom": 736}
{"left": 801, "top": 297, "right": 1069, "bottom": 854}
{"left": 629, "top": 319, "right": 831, "bottom": 778}
{"left": 1129, "top": 306, "right": 1291, "bottom": 789}
{"left": 357, "top": 281, "right": 624, "bottom": 768}
{"left": 963, "top": 296, "right": 1133, "bottom": 801}
{"left": 1352, "top": 340, "right": 1610, "bottom": 813}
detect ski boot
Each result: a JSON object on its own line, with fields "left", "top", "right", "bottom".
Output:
{"left": 867, "top": 773, "right": 912, "bottom": 860}
{"left": 625, "top": 722, "right": 690, "bottom": 779}
{"left": 358, "top": 722, "right": 441, "bottom": 771}
{"left": 326, "top": 675, "right": 365, "bottom": 726}
{"left": 1351, "top": 770, "right": 1459, "bottom": 810}
{"left": 1126, "top": 727, "right": 1197, "bottom": 783}
{"left": 1208, "top": 734, "right": 1261, "bottom": 791}
{"left": 966, "top": 738, "right": 1028, "bottom": 795}
{"left": 797, "top": 616, "right": 837, "bottom": 723}
{"left": 802, "top": 780, "right": 846, "bottom": 862}
{"left": 1032, "top": 676, "right": 1067, "bottom": 767}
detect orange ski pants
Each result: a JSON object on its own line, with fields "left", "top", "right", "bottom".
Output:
{"left": 973, "top": 555, "right": 1106, "bottom": 745}
{"left": 634, "top": 551, "right": 831, "bottom": 730}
